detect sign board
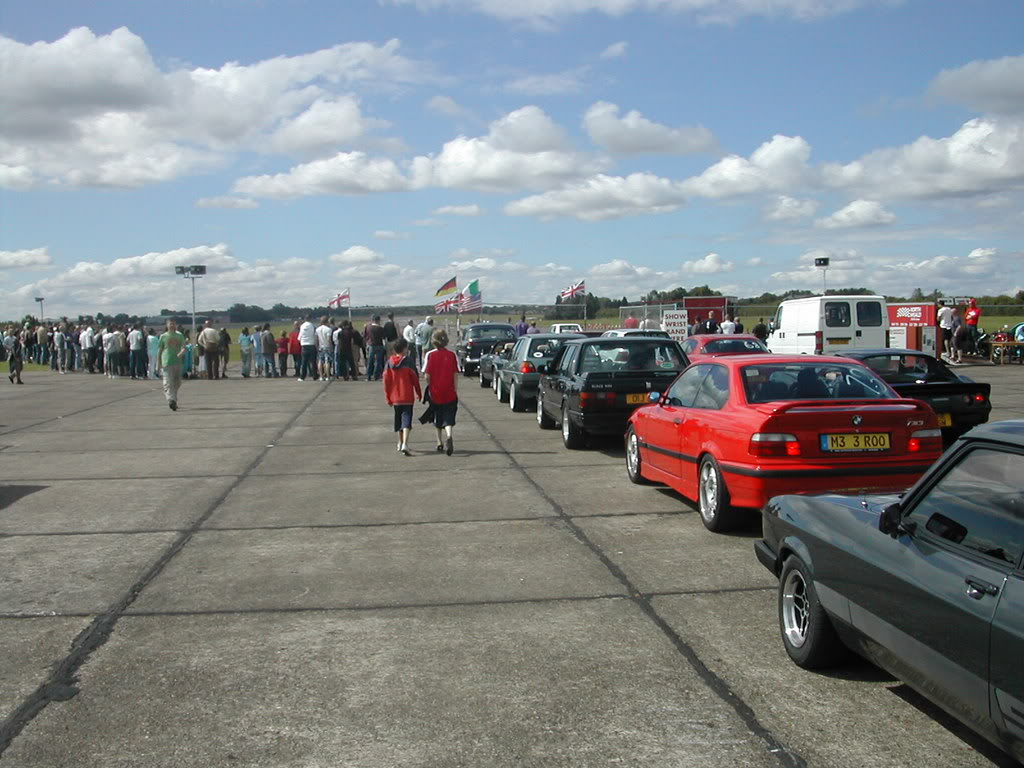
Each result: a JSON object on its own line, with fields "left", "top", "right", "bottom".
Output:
{"left": 888, "top": 326, "right": 908, "bottom": 349}
{"left": 661, "top": 309, "right": 689, "bottom": 344}
{"left": 887, "top": 303, "right": 937, "bottom": 328}
{"left": 814, "top": 257, "right": 830, "bottom": 267}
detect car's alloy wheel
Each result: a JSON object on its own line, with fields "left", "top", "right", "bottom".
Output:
{"left": 497, "top": 374, "right": 509, "bottom": 403}
{"left": 561, "top": 403, "right": 585, "bottom": 449}
{"left": 625, "top": 427, "right": 652, "bottom": 484}
{"left": 537, "top": 393, "right": 556, "bottom": 429}
{"left": 510, "top": 381, "right": 521, "bottom": 411}
{"left": 778, "top": 556, "right": 845, "bottom": 669}
{"left": 697, "top": 455, "right": 740, "bottom": 532}
{"left": 479, "top": 365, "right": 489, "bottom": 388}
{"left": 493, "top": 371, "right": 500, "bottom": 395}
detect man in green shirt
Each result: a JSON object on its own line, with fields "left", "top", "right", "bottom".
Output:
{"left": 157, "top": 319, "right": 186, "bottom": 411}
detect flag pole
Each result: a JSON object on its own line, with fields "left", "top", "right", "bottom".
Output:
{"left": 347, "top": 288, "right": 352, "bottom": 323}
{"left": 583, "top": 293, "right": 587, "bottom": 329}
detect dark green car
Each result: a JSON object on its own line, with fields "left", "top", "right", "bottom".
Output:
{"left": 757, "top": 420, "right": 1024, "bottom": 763}
{"left": 479, "top": 333, "right": 583, "bottom": 412}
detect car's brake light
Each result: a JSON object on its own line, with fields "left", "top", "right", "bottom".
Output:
{"left": 974, "top": 393, "right": 986, "bottom": 403}
{"left": 750, "top": 433, "right": 801, "bottom": 457}
{"left": 814, "top": 331, "right": 823, "bottom": 355}
{"left": 908, "top": 428, "right": 942, "bottom": 453}
{"left": 580, "top": 391, "right": 616, "bottom": 409}
{"left": 520, "top": 362, "right": 536, "bottom": 373}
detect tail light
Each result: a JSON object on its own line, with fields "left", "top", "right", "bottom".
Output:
{"left": 814, "top": 331, "right": 823, "bottom": 355}
{"left": 580, "top": 391, "right": 616, "bottom": 409}
{"left": 908, "top": 428, "right": 942, "bottom": 453}
{"left": 520, "top": 362, "right": 536, "bottom": 373}
{"left": 973, "top": 393, "right": 986, "bottom": 403}
{"left": 749, "top": 433, "right": 801, "bottom": 457}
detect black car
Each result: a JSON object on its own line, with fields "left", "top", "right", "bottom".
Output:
{"left": 456, "top": 323, "right": 516, "bottom": 376}
{"left": 484, "top": 333, "right": 584, "bottom": 411}
{"left": 536, "top": 337, "right": 689, "bottom": 449}
{"left": 841, "top": 348, "right": 991, "bottom": 446}
{"left": 756, "top": 420, "right": 1024, "bottom": 764}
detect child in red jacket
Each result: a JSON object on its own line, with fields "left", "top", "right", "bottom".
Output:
{"left": 383, "top": 339, "right": 422, "bottom": 455}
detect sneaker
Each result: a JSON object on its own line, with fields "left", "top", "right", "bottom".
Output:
{"left": 446, "top": 437, "right": 453, "bottom": 456}
{"left": 296, "top": 378, "right": 304, "bottom": 382}
{"left": 169, "top": 400, "right": 177, "bottom": 411}
{"left": 436, "top": 444, "right": 444, "bottom": 452}
{"left": 402, "top": 447, "right": 411, "bottom": 456}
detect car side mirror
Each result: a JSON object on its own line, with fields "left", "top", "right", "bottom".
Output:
{"left": 649, "top": 391, "right": 661, "bottom": 403}
{"left": 878, "top": 502, "right": 907, "bottom": 537}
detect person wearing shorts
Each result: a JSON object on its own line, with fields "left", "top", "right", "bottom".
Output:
{"left": 383, "top": 339, "right": 421, "bottom": 456}
{"left": 423, "top": 328, "right": 460, "bottom": 456}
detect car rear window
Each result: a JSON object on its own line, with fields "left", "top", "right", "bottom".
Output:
{"left": 824, "top": 302, "right": 851, "bottom": 327}
{"left": 859, "top": 354, "right": 959, "bottom": 385}
{"left": 702, "top": 338, "right": 768, "bottom": 355}
{"left": 742, "top": 362, "right": 894, "bottom": 402}
{"left": 856, "top": 301, "right": 884, "bottom": 327}
{"left": 467, "top": 327, "right": 515, "bottom": 341}
{"left": 578, "top": 342, "right": 686, "bottom": 373}
{"left": 528, "top": 337, "right": 573, "bottom": 359}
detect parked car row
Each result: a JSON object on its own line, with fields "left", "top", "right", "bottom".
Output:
{"left": 466, "top": 321, "right": 1017, "bottom": 763}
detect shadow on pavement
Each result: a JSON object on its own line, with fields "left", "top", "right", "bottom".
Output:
{"left": 0, "top": 484, "right": 49, "bottom": 509}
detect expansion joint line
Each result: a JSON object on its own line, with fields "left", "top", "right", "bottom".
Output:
{"left": 460, "top": 399, "right": 807, "bottom": 768}
{"left": 0, "top": 380, "right": 333, "bottom": 756}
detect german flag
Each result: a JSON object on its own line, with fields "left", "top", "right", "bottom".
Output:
{"left": 434, "top": 276, "right": 458, "bottom": 296}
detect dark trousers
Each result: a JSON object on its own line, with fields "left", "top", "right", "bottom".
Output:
{"left": 366, "top": 345, "right": 385, "bottom": 380}
{"left": 292, "top": 353, "right": 301, "bottom": 376}
{"left": 130, "top": 350, "right": 145, "bottom": 378}
{"left": 337, "top": 349, "right": 357, "bottom": 379}
{"left": 278, "top": 353, "right": 289, "bottom": 377}
{"left": 204, "top": 348, "right": 220, "bottom": 379}
{"left": 300, "top": 345, "right": 317, "bottom": 379}
{"left": 85, "top": 347, "right": 96, "bottom": 373}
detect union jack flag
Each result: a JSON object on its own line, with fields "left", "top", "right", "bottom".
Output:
{"left": 560, "top": 280, "right": 585, "bottom": 300}
{"left": 434, "top": 293, "right": 463, "bottom": 313}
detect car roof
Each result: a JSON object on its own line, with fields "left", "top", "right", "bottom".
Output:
{"left": 525, "top": 333, "right": 584, "bottom": 340}
{"left": 696, "top": 334, "right": 763, "bottom": 343}
{"left": 840, "top": 348, "right": 936, "bottom": 359}
{"left": 564, "top": 336, "right": 677, "bottom": 345}
{"left": 466, "top": 323, "right": 515, "bottom": 329}
{"left": 708, "top": 354, "right": 867, "bottom": 366}
{"left": 961, "top": 420, "right": 1024, "bottom": 446}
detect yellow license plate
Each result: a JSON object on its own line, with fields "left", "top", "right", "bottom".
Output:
{"left": 936, "top": 413, "right": 952, "bottom": 427}
{"left": 827, "top": 338, "right": 851, "bottom": 345}
{"left": 626, "top": 393, "right": 648, "bottom": 404}
{"left": 821, "top": 433, "right": 890, "bottom": 452}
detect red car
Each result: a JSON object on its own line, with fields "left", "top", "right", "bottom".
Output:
{"left": 680, "top": 333, "right": 768, "bottom": 362}
{"left": 625, "top": 355, "right": 943, "bottom": 532}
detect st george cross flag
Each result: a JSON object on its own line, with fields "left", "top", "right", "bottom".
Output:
{"left": 459, "top": 279, "right": 482, "bottom": 313}
{"left": 435, "top": 292, "right": 462, "bottom": 313}
{"left": 328, "top": 289, "right": 350, "bottom": 308}
{"left": 560, "top": 279, "right": 585, "bottom": 300}
{"left": 435, "top": 276, "right": 458, "bottom": 297}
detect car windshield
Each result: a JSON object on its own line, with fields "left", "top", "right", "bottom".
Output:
{"left": 467, "top": 327, "right": 515, "bottom": 341}
{"left": 578, "top": 342, "right": 686, "bottom": 373}
{"left": 857, "top": 354, "right": 959, "bottom": 385}
{"left": 528, "top": 337, "right": 575, "bottom": 359}
{"left": 702, "top": 338, "right": 768, "bottom": 355}
{"left": 742, "top": 362, "right": 894, "bottom": 402}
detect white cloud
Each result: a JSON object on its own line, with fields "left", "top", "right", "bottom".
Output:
{"left": 267, "top": 96, "right": 395, "bottom": 155}
{"left": 583, "top": 101, "right": 717, "bottom": 155}
{"left": 816, "top": 199, "right": 895, "bottom": 229}
{"left": 681, "top": 135, "right": 812, "bottom": 198}
{"left": 196, "top": 196, "right": 259, "bottom": 209}
{"left": 682, "top": 252, "right": 733, "bottom": 274}
{"left": 590, "top": 259, "right": 658, "bottom": 278}
{"left": 505, "top": 172, "right": 686, "bottom": 220}
{"left": 747, "top": 257, "right": 763, "bottom": 266}
{"left": 765, "top": 195, "right": 817, "bottom": 221}
{"left": 374, "top": 230, "right": 411, "bottom": 240}
{"left": 822, "top": 117, "right": 1024, "bottom": 199}
{"left": 451, "top": 257, "right": 498, "bottom": 271}
{"left": 928, "top": 55, "right": 1024, "bottom": 115}
{"left": 426, "top": 95, "right": 474, "bottom": 121}
{"left": 233, "top": 152, "right": 411, "bottom": 197}
{"left": 329, "top": 245, "right": 383, "bottom": 265}
{"left": 505, "top": 70, "right": 585, "bottom": 95}
{"left": 383, "top": 0, "right": 888, "bottom": 25}
{"left": 434, "top": 204, "right": 483, "bottom": 216}
{"left": 0, "top": 248, "right": 52, "bottom": 269}
{"left": 0, "top": 164, "right": 35, "bottom": 189}
{"left": 336, "top": 262, "right": 406, "bottom": 279}
{"left": 600, "top": 42, "right": 628, "bottom": 60}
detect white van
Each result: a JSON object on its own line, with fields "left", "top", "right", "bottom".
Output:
{"left": 767, "top": 295, "right": 889, "bottom": 355}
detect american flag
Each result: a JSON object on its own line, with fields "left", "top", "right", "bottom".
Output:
{"left": 560, "top": 279, "right": 585, "bottom": 300}
{"left": 328, "top": 289, "right": 350, "bottom": 308}
{"left": 459, "top": 293, "right": 483, "bottom": 312}
{"left": 434, "top": 293, "right": 462, "bottom": 313}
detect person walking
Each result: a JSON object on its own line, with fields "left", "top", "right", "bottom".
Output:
{"left": 383, "top": 338, "right": 422, "bottom": 456}
{"left": 239, "top": 327, "right": 253, "bottom": 377}
{"left": 383, "top": 312, "right": 399, "bottom": 356}
{"left": 157, "top": 319, "right": 186, "bottom": 410}
{"left": 402, "top": 319, "right": 417, "bottom": 368}
{"left": 414, "top": 316, "right": 434, "bottom": 371}
{"left": 197, "top": 320, "right": 221, "bottom": 380}
{"left": 364, "top": 315, "right": 386, "bottom": 381}
{"left": 423, "top": 328, "right": 460, "bottom": 456}
{"left": 297, "top": 315, "right": 317, "bottom": 381}
{"left": 261, "top": 323, "right": 278, "bottom": 377}
{"left": 218, "top": 327, "right": 231, "bottom": 378}
{"left": 5, "top": 326, "right": 24, "bottom": 384}
{"left": 277, "top": 330, "right": 290, "bottom": 377}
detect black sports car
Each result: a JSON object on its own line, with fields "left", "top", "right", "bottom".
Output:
{"left": 840, "top": 348, "right": 990, "bottom": 446}
{"left": 756, "top": 420, "right": 1024, "bottom": 764}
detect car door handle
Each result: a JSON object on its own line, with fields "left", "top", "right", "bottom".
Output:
{"left": 673, "top": 418, "right": 682, "bottom": 424}
{"left": 965, "top": 577, "right": 999, "bottom": 599}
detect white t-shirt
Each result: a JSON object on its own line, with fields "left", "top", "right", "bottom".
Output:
{"left": 54, "top": 330, "right": 66, "bottom": 348}
{"left": 127, "top": 329, "right": 144, "bottom": 350}
{"left": 298, "top": 321, "right": 317, "bottom": 346}
{"left": 403, "top": 324, "right": 416, "bottom": 343}
{"left": 937, "top": 306, "right": 953, "bottom": 329}
{"left": 315, "top": 324, "right": 333, "bottom": 350}
{"left": 720, "top": 320, "right": 736, "bottom": 334}
{"left": 80, "top": 328, "right": 94, "bottom": 349}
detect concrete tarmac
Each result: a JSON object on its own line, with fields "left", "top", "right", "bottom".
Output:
{"left": 1, "top": 362, "right": 1021, "bottom": 767}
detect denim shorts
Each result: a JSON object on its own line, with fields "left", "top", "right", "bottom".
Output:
{"left": 318, "top": 349, "right": 333, "bottom": 363}
{"left": 393, "top": 404, "right": 413, "bottom": 432}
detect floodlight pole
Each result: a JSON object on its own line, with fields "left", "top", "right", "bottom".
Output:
{"left": 822, "top": 267, "right": 828, "bottom": 295}
{"left": 190, "top": 276, "right": 197, "bottom": 340}
{"left": 34, "top": 297, "right": 45, "bottom": 323}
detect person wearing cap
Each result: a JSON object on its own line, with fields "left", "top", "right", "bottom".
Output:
{"left": 414, "top": 316, "right": 434, "bottom": 372}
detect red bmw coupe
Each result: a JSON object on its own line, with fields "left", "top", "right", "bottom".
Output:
{"left": 625, "top": 355, "right": 943, "bottom": 532}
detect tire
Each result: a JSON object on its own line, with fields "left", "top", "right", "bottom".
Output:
{"left": 493, "top": 370, "right": 500, "bottom": 396}
{"left": 509, "top": 380, "right": 526, "bottom": 412}
{"left": 778, "top": 556, "right": 846, "bottom": 669}
{"left": 561, "top": 403, "right": 586, "bottom": 449}
{"left": 497, "top": 374, "right": 510, "bottom": 403}
{"left": 479, "top": 365, "right": 490, "bottom": 388}
{"left": 537, "top": 392, "right": 556, "bottom": 429}
{"left": 697, "top": 455, "right": 742, "bottom": 532}
{"left": 625, "top": 427, "right": 653, "bottom": 485}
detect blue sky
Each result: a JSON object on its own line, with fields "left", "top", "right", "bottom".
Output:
{"left": 1, "top": 0, "right": 1022, "bottom": 318}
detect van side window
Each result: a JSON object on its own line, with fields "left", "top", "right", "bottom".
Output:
{"left": 773, "top": 305, "right": 784, "bottom": 331}
{"left": 824, "top": 302, "right": 851, "bottom": 328}
{"left": 856, "top": 301, "right": 883, "bottom": 327}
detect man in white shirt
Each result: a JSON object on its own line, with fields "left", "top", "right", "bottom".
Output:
{"left": 719, "top": 315, "right": 737, "bottom": 334}
{"left": 402, "top": 320, "right": 417, "bottom": 368}
{"left": 127, "top": 324, "right": 145, "bottom": 379}
{"left": 937, "top": 299, "right": 954, "bottom": 359}
{"left": 196, "top": 320, "right": 222, "bottom": 380}
{"left": 315, "top": 317, "right": 334, "bottom": 380}
{"left": 297, "top": 314, "right": 317, "bottom": 381}
{"left": 53, "top": 325, "right": 67, "bottom": 374}
{"left": 639, "top": 317, "right": 661, "bottom": 331}
{"left": 80, "top": 324, "right": 96, "bottom": 373}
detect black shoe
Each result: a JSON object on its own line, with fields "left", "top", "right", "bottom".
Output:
{"left": 436, "top": 444, "right": 444, "bottom": 452}
{"left": 446, "top": 437, "right": 453, "bottom": 456}
{"left": 169, "top": 400, "right": 177, "bottom": 411}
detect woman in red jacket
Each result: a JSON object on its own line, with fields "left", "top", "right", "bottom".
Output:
{"left": 383, "top": 338, "right": 422, "bottom": 456}
{"left": 277, "top": 331, "right": 290, "bottom": 377}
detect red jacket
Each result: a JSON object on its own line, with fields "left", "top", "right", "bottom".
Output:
{"left": 287, "top": 330, "right": 301, "bottom": 355}
{"left": 383, "top": 354, "right": 422, "bottom": 406}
